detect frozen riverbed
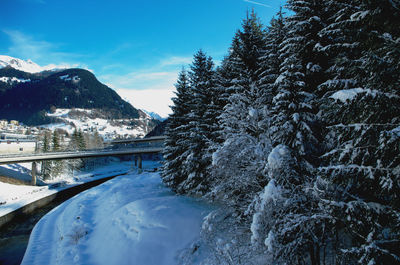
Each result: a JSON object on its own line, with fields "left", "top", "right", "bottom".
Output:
{"left": 22, "top": 170, "right": 211, "bottom": 265}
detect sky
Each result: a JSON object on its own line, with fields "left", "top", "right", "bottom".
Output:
{"left": 1, "top": 0, "right": 286, "bottom": 117}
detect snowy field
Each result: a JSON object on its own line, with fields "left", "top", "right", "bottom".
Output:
{"left": 21, "top": 169, "right": 212, "bottom": 265}
{"left": 0, "top": 161, "right": 133, "bottom": 218}
{"left": 44, "top": 108, "right": 151, "bottom": 140}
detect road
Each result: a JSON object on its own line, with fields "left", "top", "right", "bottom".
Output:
{"left": 0, "top": 147, "right": 163, "bottom": 165}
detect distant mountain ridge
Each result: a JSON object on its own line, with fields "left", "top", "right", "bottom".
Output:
{"left": 0, "top": 56, "right": 159, "bottom": 133}
{"left": 142, "top": 110, "right": 165, "bottom": 121}
{"left": 0, "top": 55, "right": 61, "bottom": 73}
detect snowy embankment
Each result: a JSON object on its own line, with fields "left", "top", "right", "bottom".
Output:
{"left": 21, "top": 170, "right": 212, "bottom": 265}
{"left": 0, "top": 161, "right": 133, "bottom": 218}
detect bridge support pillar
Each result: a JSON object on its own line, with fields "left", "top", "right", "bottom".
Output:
{"left": 31, "top": 161, "right": 37, "bottom": 186}
{"left": 138, "top": 154, "right": 142, "bottom": 169}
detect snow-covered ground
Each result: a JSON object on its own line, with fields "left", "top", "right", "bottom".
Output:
{"left": 43, "top": 108, "right": 153, "bottom": 140}
{"left": 21, "top": 168, "right": 212, "bottom": 265}
{"left": 0, "top": 55, "right": 59, "bottom": 73}
{"left": 0, "top": 161, "right": 134, "bottom": 218}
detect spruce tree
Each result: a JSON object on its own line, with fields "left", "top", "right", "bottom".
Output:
{"left": 177, "top": 50, "right": 216, "bottom": 194}
{"left": 251, "top": 1, "right": 332, "bottom": 264}
{"left": 77, "top": 129, "right": 86, "bottom": 150}
{"left": 67, "top": 128, "right": 84, "bottom": 173}
{"left": 52, "top": 130, "right": 61, "bottom": 151}
{"left": 211, "top": 11, "right": 270, "bottom": 208}
{"left": 162, "top": 69, "right": 192, "bottom": 190}
{"left": 42, "top": 131, "right": 50, "bottom": 153}
{"left": 93, "top": 130, "right": 104, "bottom": 149}
{"left": 41, "top": 131, "right": 52, "bottom": 179}
{"left": 316, "top": 1, "right": 400, "bottom": 263}
{"left": 51, "top": 130, "right": 63, "bottom": 178}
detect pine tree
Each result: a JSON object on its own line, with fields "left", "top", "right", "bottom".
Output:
{"left": 177, "top": 50, "right": 216, "bottom": 194}
{"left": 211, "top": 11, "right": 270, "bottom": 208}
{"left": 67, "top": 128, "right": 84, "bottom": 174}
{"left": 250, "top": 1, "right": 333, "bottom": 264}
{"left": 93, "top": 130, "right": 104, "bottom": 149}
{"left": 258, "top": 7, "right": 285, "bottom": 114}
{"left": 42, "top": 131, "right": 50, "bottom": 153}
{"left": 316, "top": 1, "right": 400, "bottom": 263}
{"left": 162, "top": 69, "right": 192, "bottom": 190}
{"left": 51, "top": 130, "right": 63, "bottom": 178}
{"left": 77, "top": 129, "right": 86, "bottom": 150}
{"left": 70, "top": 128, "right": 79, "bottom": 150}
{"left": 52, "top": 130, "right": 61, "bottom": 151}
{"left": 41, "top": 131, "right": 52, "bottom": 179}
{"left": 219, "top": 11, "right": 267, "bottom": 137}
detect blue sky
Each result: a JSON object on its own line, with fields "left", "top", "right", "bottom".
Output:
{"left": 1, "top": 0, "right": 286, "bottom": 116}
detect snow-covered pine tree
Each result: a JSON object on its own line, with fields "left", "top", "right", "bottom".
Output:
{"left": 41, "top": 131, "right": 52, "bottom": 179}
{"left": 316, "top": 0, "right": 400, "bottom": 263}
{"left": 176, "top": 50, "right": 216, "bottom": 194}
{"left": 42, "top": 131, "right": 50, "bottom": 153}
{"left": 52, "top": 130, "right": 61, "bottom": 151}
{"left": 51, "top": 130, "right": 63, "bottom": 178}
{"left": 259, "top": 7, "right": 285, "bottom": 110}
{"left": 211, "top": 11, "right": 271, "bottom": 209}
{"left": 93, "top": 130, "right": 104, "bottom": 149}
{"left": 250, "top": 1, "right": 333, "bottom": 264}
{"left": 77, "top": 129, "right": 86, "bottom": 150}
{"left": 70, "top": 129, "right": 79, "bottom": 151}
{"left": 162, "top": 69, "right": 193, "bottom": 190}
{"left": 66, "top": 129, "right": 84, "bottom": 174}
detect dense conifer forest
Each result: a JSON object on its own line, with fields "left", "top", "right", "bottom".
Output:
{"left": 162, "top": 1, "right": 400, "bottom": 264}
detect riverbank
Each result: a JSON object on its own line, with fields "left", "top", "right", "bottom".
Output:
{"left": 22, "top": 170, "right": 213, "bottom": 265}
{"left": 0, "top": 160, "right": 156, "bottom": 265}
{"left": 0, "top": 175, "right": 110, "bottom": 265}
{"left": 0, "top": 160, "right": 135, "bottom": 219}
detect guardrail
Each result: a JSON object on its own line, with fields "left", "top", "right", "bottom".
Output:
{"left": 0, "top": 136, "right": 166, "bottom": 185}
{"left": 0, "top": 147, "right": 163, "bottom": 165}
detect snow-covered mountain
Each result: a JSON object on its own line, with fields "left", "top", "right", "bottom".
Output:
{"left": 0, "top": 56, "right": 160, "bottom": 138}
{"left": 142, "top": 110, "right": 165, "bottom": 121}
{"left": 0, "top": 55, "right": 60, "bottom": 73}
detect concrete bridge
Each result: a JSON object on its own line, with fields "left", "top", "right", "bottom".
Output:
{"left": 0, "top": 136, "right": 166, "bottom": 185}
{"left": 110, "top": 136, "right": 166, "bottom": 144}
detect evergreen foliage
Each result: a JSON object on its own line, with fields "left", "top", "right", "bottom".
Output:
{"left": 316, "top": 1, "right": 400, "bottom": 263}
{"left": 162, "top": 69, "right": 192, "bottom": 191}
{"left": 163, "top": 2, "right": 400, "bottom": 264}
{"left": 41, "top": 131, "right": 52, "bottom": 179}
{"left": 51, "top": 130, "right": 63, "bottom": 177}
{"left": 210, "top": 11, "right": 271, "bottom": 209}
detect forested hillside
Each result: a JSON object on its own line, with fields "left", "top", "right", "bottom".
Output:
{"left": 0, "top": 68, "right": 140, "bottom": 125}
{"left": 163, "top": 1, "right": 400, "bottom": 264}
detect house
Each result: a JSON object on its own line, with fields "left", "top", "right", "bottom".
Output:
{"left": 0, "top": 133, "right": 37, "bottom": 154}
{"left": 10, "top": 120, "right": 19, "bottom": 126}
{"left": 0, "top": 120, "right": 8, "bottom": 129}
{"left": 0, "top": 139, "right": 36, "bottom": 154}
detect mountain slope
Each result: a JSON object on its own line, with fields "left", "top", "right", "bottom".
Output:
{"left": 0, "top": 67, "right": 147, "bottom": 126}
{"left": 145, "top": 118, "right": 168, "bottom": 137}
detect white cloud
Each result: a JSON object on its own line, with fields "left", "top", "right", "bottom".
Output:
{"left": 100, "top": 69, "right": 179, "bottom": 117}
{"left": 160, "top": 56, "right": 192, "bottom": 67}
{"left": 4, "top": 30, "right": 52, "bottom": 61}
{"left": 100, "top": 70, "right": 178, "bottom": 90}
{"left": 116, "top": 88, "right": 175, "bottom": 118}
{"left": 243, "top": 0, "right": 271, "bottom": 8}
{"left": 3, "top": 29, "right": 86, "bottom": 68}
{"left": 98, "top": 55, "right": 190, "bottom": 117}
